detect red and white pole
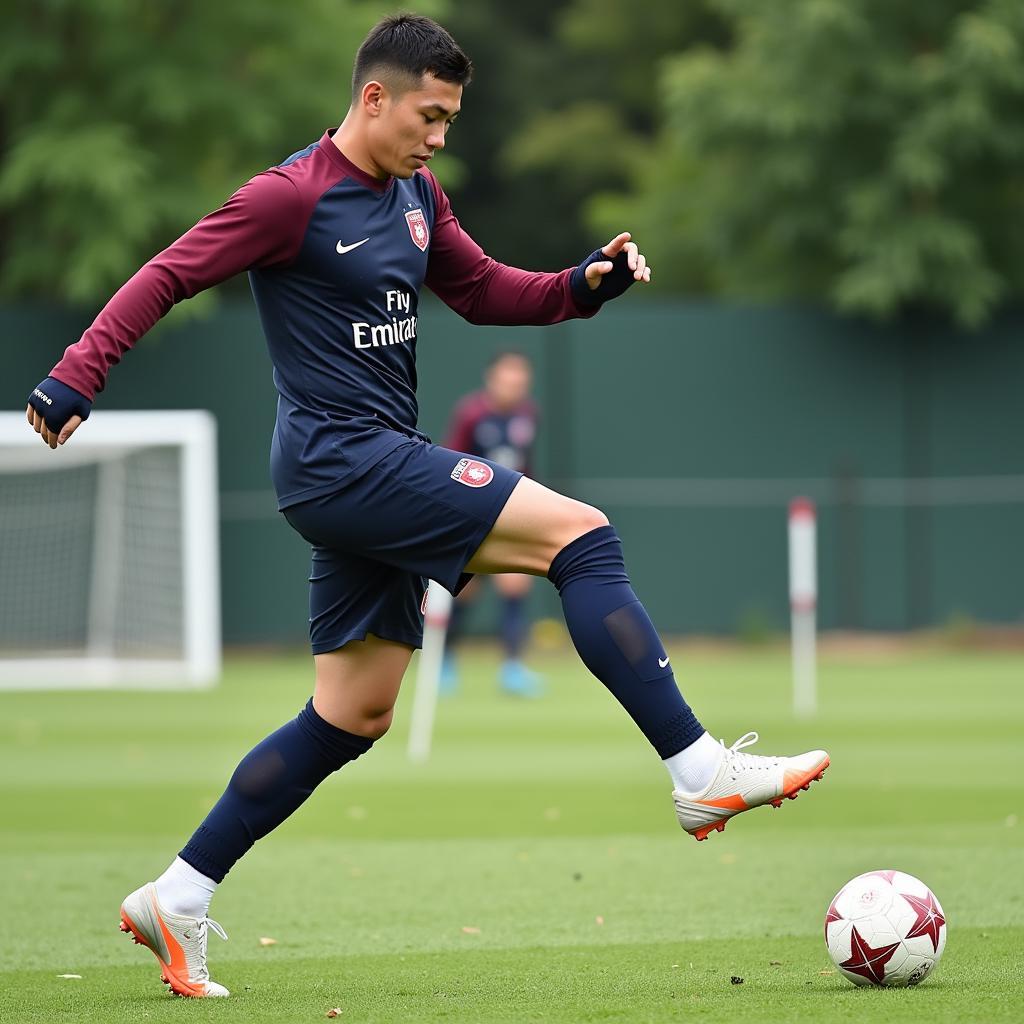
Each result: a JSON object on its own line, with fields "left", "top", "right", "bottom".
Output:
{"left": 788, "top": 498, "right": 817, "bottom": 717}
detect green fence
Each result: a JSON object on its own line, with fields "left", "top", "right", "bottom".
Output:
{"left": 3, "top": 300, "right": 1022, "bottom": 642}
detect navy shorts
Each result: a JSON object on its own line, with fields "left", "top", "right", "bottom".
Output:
{"left": 282, "top": 437, "right": 521, "bottom": 654}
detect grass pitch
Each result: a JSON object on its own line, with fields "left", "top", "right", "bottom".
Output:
{"left": 1, "top": 642, "right": 1021, "bottom": 1022}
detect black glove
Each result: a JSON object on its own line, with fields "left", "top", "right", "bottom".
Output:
{"left": 570, "top": 248, "right": 636, "bottom": 307}
{"left": 27, "top": 377, "right": 92, "bottom": 434}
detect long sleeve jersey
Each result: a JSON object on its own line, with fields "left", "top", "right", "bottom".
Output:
{"left": 50, "top": 129, "right": 595, "bottom": 508}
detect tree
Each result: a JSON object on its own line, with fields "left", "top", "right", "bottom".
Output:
{"left": 0, "top": 0, "right": 442, "bottom": 305}
{"left": 441, "top": 0, "right": 727, "bottom": 271}
{"left": 590, "top": 0, "right": 1024, "bottom": 326}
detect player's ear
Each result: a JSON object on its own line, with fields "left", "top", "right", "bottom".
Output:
{"left": 361, "top": 80, "right": 385, "bottom": 116}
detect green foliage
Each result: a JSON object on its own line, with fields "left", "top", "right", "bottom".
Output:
{"left": 0, "top": 0, "right": 434, "bottom": 304}
{"left": 442, "top": 0, "right": 726, "bottom": 270}
{"left": 591, "top": 0, "right": 1024, "bottom": 325}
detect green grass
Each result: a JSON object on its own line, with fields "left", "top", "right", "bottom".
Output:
{"left": 1, "top": 644, "right": 1022, "bottom": 1022}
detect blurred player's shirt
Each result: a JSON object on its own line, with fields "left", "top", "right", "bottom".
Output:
{"left": 446, "top": 392, "right": 538, "bottom": 474}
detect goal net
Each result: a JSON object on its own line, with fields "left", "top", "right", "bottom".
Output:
{"left": 0, "top": 411, "right": 220, "bottom": 689}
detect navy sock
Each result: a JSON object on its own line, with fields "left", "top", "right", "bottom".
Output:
{"left": 500, "top": 595, "right": 528, "bottom": 660}
{"left": 548, "top": 525, "right": 705, "bottom": 759}
{"left": 180, "top": 699, "right": 373, "bottom": 882}
{"left": 444, "top": 599, "right": 466, "bottom": 653}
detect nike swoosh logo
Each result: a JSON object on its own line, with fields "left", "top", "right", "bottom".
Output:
{"left": 658, "top": 656, "right": 670, "bottom": 668}
{"left": 336, "top": 238, "right": 370, "bottom": 254}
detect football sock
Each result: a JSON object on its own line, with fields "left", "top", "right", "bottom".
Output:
{"left": 548, "top": 525, "right": 705, "bottom": 759}
{"left": 443, "top": 598, "right": 466, "bottom": 652}
{"left": 179, "top": 699, "right": 373, "bottom": 882}
{"left": 154, "top": 856, "right": 218, "bottom": 920}
{"left": 500, "top": 594, "right": 528, "bottom": 660}
{"left": 663, "top": 730, "right": 723, "bottom": 792}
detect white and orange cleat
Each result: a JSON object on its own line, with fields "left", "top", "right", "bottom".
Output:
{"left": 673, "top": 732, "right": 829, "bottom": 841}
{"left": 119, "top": 883, "right": 230, "bottom": 997}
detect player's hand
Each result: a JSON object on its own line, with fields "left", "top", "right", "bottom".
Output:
{"left": 584, "top": 232, "right": 651, "bottom": 289}
{"left": 26, "top": 377, "right": 91, "bottom": 449}
{"left": 570, "top": 233, "right": 651, "bottom": 307}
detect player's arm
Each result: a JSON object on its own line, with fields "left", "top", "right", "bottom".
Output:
{"left": 421, "top": 171, "right": 650, "bottom": 327}
{"left": 26, "top": 171, "right": 304, "bottom": 448}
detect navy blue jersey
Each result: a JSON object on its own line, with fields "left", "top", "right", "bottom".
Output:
{"left": 51, "top": 130, "right": 595, "bottom": 507}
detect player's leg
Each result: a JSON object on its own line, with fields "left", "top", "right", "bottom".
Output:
{"left": 440, "top": 575, "right": 480, "bottom": 693}
{"left": 121, "top": 540, "right": 421, "bottom": 997}
{"left": 467, "top": 476, "right": 829, "bottom": 840}
{"left": 493, "top": 572, "right": 543, "bottom": 696}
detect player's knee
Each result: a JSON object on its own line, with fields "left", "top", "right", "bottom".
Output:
{"left": 348, "top": 705, "right": 395, "bottom": 741}
{"left": 564, "top": 501, "right": 609, "bottom": 543}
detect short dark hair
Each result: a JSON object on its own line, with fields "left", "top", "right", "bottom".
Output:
{"left": 352, "top": 13, "right": 472, "bottom": 98}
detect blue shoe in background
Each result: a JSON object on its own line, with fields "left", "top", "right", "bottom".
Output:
{"left": 439, "top": 652, "right": 459, "bottom": 695}
{"left": 499, "top": 660, "right": 544, "bottom": 698}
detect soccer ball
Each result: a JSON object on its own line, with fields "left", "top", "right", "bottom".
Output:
{"left": 824, "top": 870, "right": 946, "bottom": 987}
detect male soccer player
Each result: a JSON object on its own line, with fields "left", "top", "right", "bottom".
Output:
{"left": 443, "top": 350, "right": 544, "bottom": 696}
{"left": 26, "top": 15, "right": 828, "bottom": 998}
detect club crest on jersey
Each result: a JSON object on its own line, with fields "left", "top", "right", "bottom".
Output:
{"left": 405, "top": 209, "right": 429, "bottom": 251}
{"left": 451, "top": 458, "right": 493, "bottom": 488}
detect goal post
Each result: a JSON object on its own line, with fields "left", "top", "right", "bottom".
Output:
{"left": 0, "top": 410, "right": 221, "bottom": 689}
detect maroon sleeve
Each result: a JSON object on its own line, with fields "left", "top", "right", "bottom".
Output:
{"left": 421, "top": 171, "right": 598, "bottom": 327}
{"left": 50, "top": 171, "right": 305, "bottom": 399}
{"left": 444, "top": 392, "right": 486, "bottom": 452}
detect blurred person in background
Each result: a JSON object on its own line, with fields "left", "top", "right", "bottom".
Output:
{"left": 442, "top": 350, "right": 544, "bottom": 697}
{"left": 25, "top": 12, "right": 827, "bottom": 1001}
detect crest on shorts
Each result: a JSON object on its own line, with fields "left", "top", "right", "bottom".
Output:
{"left": 405, "top": 209, "right": 429, "bottom": 251}
{"left": 451, "top": 458, "right": 493, "bottom": 488}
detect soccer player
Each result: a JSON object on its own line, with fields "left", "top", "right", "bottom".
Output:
{"left": 442, "top": 350, "right": 544, "bottom": 697}
{"left": 25, "top": 15, "right": 828, "bottom": 999}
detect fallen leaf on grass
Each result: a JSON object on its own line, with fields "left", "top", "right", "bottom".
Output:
{"left": 769, "top": 960, "right": 782, "bottom": 966}
{"left": 595, "top": 916, "right": 604, "bottom": 926}
{"left": 326, "top": 1009, "right": 343, "bottom": 1018}
{"left": 258, "top": 937, "right": 277, "bottom": 947}
{"left": 461, "top": 926, "right": 481, "bottom": 934}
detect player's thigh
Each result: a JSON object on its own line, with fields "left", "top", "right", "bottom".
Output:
{"left": 466, "top": 476, "right": 608, "bottom": 576}
{"left": 313, "top": 634, "right": 414, "bottom": 739}
{"left": 285, "top": 442, "right": 523, "bottom": 594}
{"left": 493, "top": 572, "right": 533, "bottom": 598}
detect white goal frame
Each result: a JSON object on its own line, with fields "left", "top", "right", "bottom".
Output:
{"left": 0, "top": 410, "right": 221, "bottom": 689}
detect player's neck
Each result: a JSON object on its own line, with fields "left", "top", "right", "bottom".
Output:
{"left": 331, "top": 117, "right": 390, "bottom": 184}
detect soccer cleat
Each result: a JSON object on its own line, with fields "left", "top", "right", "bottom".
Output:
{"left": 439, "top": 652, "right": 459, "bottom": 695}
{"left": 499, "top": 659, "right": 544, "bottom": 698}
{"left": 119, "top": 883, "right": 230, "bottom": 997}
{"left": 672, "top": 731, "right": 829, "bottom": 841}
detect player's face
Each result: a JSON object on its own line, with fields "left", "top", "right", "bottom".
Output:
{"left": 371, "top": 74, "right": 462, "bottom": 179}
{"left": 486, "top": 357, "right": 532, "bottom": 411}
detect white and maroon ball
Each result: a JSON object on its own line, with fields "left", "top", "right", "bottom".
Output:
{"left": 824, "top": 870, "right": 946, "bottom": 987}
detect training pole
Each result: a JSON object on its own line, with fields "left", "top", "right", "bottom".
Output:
{"left": 789, "top": 497, "right": 818, "bottom": 718}
{"left": 407, "top": 579, "right": 453, "bottom": 763}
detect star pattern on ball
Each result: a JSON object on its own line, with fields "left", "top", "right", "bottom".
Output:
{"left": 867, "top": 869, "right": 897, "bottom": 884}
{"left": 900, "top": 890, "right": 945, "bottom": 952}
{"left": 824, "top": 894, "right": 843, "bottom": 937}
{"left": 840, "top": 925, "right": 902, "bottom": 985}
